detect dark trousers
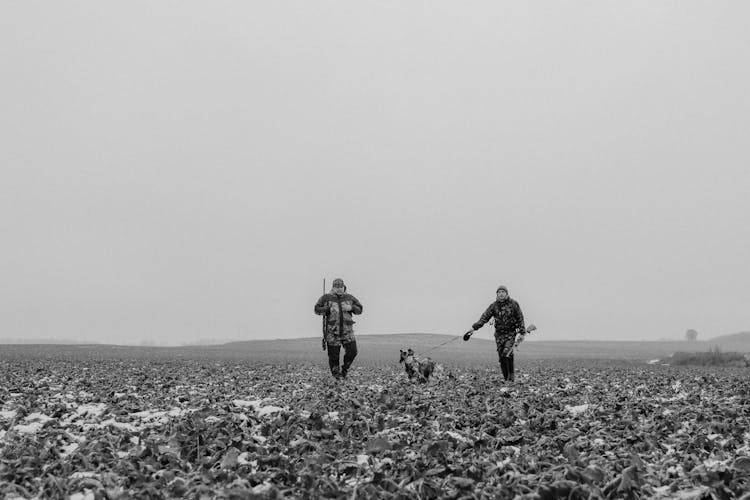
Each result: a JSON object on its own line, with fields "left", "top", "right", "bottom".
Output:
{"left": 327, "top": 340, "right": 357, "bottom": 377}
{"left": 495, "top": 332, "right": 515, "bottom": 381}
{"left": 498, "top": 353, "right": 515, "bottom": 381}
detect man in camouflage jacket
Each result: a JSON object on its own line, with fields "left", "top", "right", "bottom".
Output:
{"left": 314, "top": 278, "right": 363, "bottom": 379}
{"left": 466, "top": 285, "right": 525, "bottom": 381}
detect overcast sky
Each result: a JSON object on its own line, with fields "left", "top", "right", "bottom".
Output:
{"left": 1, "top": 1, "right": 748, "bottom": 345}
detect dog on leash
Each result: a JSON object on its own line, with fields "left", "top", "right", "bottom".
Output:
{"left": 399, "top": 348, "right": 436, "bottom": 383}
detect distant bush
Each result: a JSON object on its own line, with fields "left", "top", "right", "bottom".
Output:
{"left": 670, "top": 346, "right": 749, "bottom": 367}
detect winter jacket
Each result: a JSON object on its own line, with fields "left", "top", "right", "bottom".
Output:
{"left": 473, "top": 298, "right": 525, "bottom": 335}
{"left": 314, "top": 292, "right": 363, "bottom": 345}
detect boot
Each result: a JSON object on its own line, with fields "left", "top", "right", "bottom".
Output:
{"left": 507, "top": 355, "right": 515, "bottom": 382}
{"left": 499, "top": 358, "right": 509, "bottom": 380}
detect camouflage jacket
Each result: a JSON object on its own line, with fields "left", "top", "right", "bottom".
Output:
{"left": 314, "top": 293, "right": 363, "bottom": 345}
{"left": 473, "top": 298, "right": 525, "bottom": 335}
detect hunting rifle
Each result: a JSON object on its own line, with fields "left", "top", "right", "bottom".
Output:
{"left": 321, "top": 278, "right": 327, "bottom": 351}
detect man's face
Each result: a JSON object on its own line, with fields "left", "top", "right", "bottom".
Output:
{"left": 496, "top": 289, "right": 508, "bottom": 300}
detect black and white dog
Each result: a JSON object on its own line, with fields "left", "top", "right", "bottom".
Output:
{"left": 399, "top": 348, "right": 436, "bottom": 383}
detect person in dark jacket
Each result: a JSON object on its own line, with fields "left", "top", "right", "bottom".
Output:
{"left": 314, "top": 278, "right": 363, "bottom": 379}
{"left": 464, "top": 285, "right": 525, "bottom": 381}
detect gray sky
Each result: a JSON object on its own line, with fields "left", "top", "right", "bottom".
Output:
{"left": 2, "top": 1, "right": 748, "bottom": 345}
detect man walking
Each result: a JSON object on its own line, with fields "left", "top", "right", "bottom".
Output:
{"left": 314, "top": 278, "right": 363, "bottom": 379}
{"left": 464, "top": 285, "right": 525, "bottom": 381}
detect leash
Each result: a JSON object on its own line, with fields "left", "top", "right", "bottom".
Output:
{"left": 415, "top": 323, "right": 537, "bottom": 358}
{"left": 416, "top": 335, "right": 462, "bottom": 357}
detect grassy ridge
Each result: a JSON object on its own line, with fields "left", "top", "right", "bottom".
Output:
{"left": 2, "top": 333, "right": 748, "bottom": 365}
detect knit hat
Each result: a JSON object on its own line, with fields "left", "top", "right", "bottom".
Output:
{"left": 332, "top": 278, "right": 346, "bottom": 291}
{"left": 497, "top": 285, "right": 508, "bottom": 293}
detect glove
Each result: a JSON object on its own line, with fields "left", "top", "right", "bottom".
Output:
{"left": 471, "top": 322, "right": 482, "bottom": 331}
{"left": 463, "top": 330, "right": 474, "bottom": 341}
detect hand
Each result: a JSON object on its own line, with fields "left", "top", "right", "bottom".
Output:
{"left": 463, "top": 330, "right": 474, "bottom": 341}
{"left": 471, "top": 322, "right": 482, "bottom": 331}
{"left": 341, "top": 303, "right": 352, "bottom": 312}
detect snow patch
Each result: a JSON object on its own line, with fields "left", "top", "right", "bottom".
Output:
{"left": 237, "top": 452, "right": 256, "bottom": 466}
{"left": 76, "top": 403, "right": 107, "bottom": 418}
{"left": 444, "top": 431, "right": 470, "bottom": 442}
{"left": 25, "top": 412, "right": 54, "bottom": 423}
{"left": 70, "top": 471, "right": 97, "bottom": 479}
{"left": 127, "top": 407, "right": 188, "bottom": 425}
{"left": 659, "top": 392, "right": 688, "bottom": 403}
{"left": 130, "top": 410, "right": 166, "bottom": 420}
{"left": 60, "top": 442, "right": 79, "bottom": 458}
{"left": 703, "top": 458, "right": 725, "bottom": 468}
{"left": 0, "top": 410, "right": 17, "bottom": 420}
{"left": 69, "top": 492, "right": 95, "bottom": 500}
{"left": 257, "top": 405, "right": 284, "bottom": 417}
{"left": 99, "top": 419, "right": 139, "bottom": 432}
{"left": 252, "top": 482, "right": 274, "bottom": 495}
{"left": 565, "top": 404, "right": 590, "bottom": 416}
{"left": 233, "top": 399, "right": 262, "bottom": 409}
{"left": 13, "top": 413, "right": 54, "bottom": 434}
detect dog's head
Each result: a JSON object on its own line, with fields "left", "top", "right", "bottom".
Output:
{"left": 399, "top": 348, "right": 416, "bottom": 363}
